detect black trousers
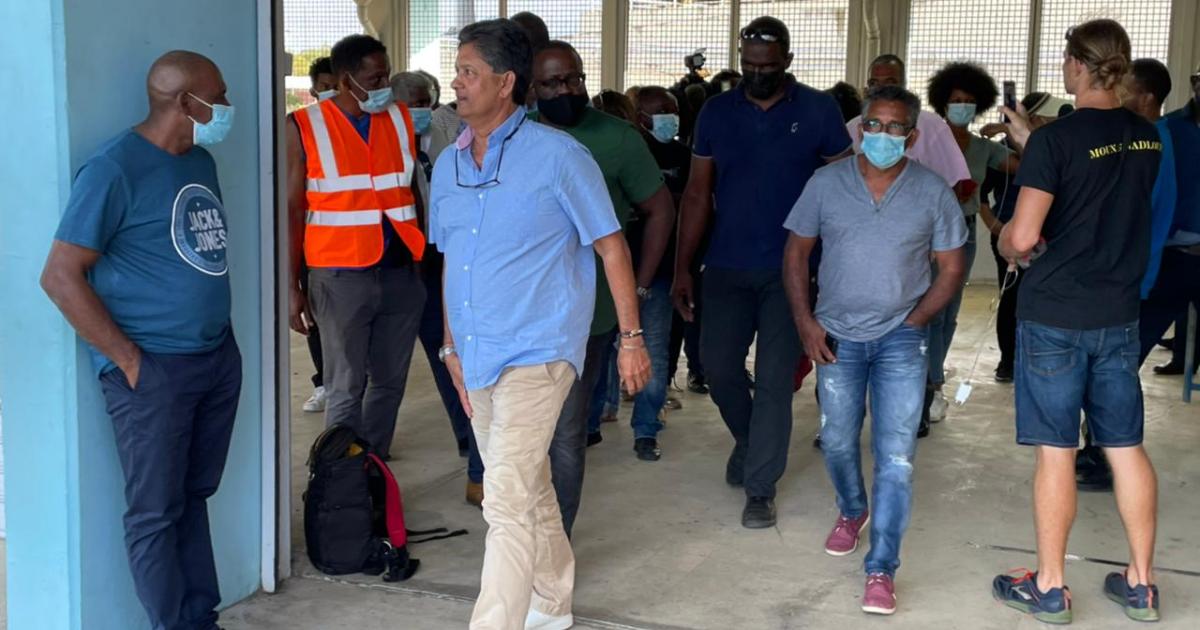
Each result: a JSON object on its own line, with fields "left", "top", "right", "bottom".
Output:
{"left": 668, "top": 271, "right": 704, "bottom": 379}
{"left": 701, "top": 268, "right": 800, "bottom": 499}
{"left": 1139, "top": 247, "right": 1200, "bottom": 365}
{"left": 990, "top": 234, "right": 1022, "bottom": 370}
{"left": 549, "top": 330, "right": 614, "bottom": 536}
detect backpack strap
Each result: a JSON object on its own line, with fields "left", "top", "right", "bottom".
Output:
{"left": 365, "top": 453, "right": 408, "bottom": 548}
{"left": 408, "top": 528, "right": 470, "bottom": 544}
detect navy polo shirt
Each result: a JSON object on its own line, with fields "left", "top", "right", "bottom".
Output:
{"left": 693, "top": 80, "right": 851, "bottom": 269}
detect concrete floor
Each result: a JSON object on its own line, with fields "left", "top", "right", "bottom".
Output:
{"left": 228, "top": 285, "right": 1200, "bottom": 628}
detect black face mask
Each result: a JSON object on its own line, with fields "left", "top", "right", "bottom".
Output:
{"left": 538, "top": 93, "right": 590, "bottom": 127}
{"left": 743, "top": 70, "right": 786, "bottom": 100}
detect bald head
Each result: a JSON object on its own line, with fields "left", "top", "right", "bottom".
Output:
{"left": 146, "top": 50, "right": 226, "bottom": 111}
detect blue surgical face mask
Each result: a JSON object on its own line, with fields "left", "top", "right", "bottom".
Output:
{"left": 316, "top": 89, "right": 338, "bottom": 102}
{"left": 947, "top": 102, "right": 977, "bottom": 127}
{"left": 409, "top": 107, "right": 432, "bottom": 135}
{"left": 188, "top": 93, "right": 234, "bottom": 146}
{"left": 648, "top": 113, "right": 680, "bottom": 144}
{"left": 350, "top": 75, "right": 393, "bottom": 114}
{"left": 861, "top": 131, "right": 908, "bottom": 169}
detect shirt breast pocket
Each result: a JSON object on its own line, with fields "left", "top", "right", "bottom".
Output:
{"left": 438, "top": 202, "right": 475, "bottom": 233}
{"left": 495, "top": 186, "right": 567, "bottom": 244}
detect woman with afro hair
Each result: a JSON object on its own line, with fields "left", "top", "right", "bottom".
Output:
{"left": 920, "top": 62, "right": 1021, "bottom": 418}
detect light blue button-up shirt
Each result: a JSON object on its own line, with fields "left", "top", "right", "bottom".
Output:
{"left": 429, "top": 106, "right": 620, "bottom": 391}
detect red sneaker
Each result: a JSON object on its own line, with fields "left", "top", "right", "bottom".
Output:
{"left": 824, "top": 511, "right": 869, "bottom": 556}
{"left": 862, "top": 573, "right": 896, "bottom": 615}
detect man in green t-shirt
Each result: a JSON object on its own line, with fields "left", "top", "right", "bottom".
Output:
{"left": 531, "top": 40, "right": 675, "bottom": 534}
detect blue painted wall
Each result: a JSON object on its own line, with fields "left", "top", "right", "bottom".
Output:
{"left": 1, "top": 1, "right": 265, "bottom": 628}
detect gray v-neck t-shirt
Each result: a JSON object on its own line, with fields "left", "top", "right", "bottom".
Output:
{"left": 784, "top": 157, "right": 968, "bottom": 342}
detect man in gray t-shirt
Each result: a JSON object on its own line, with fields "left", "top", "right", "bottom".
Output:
{"left": 781, "top": 86, "right": 967, "bottom": 615}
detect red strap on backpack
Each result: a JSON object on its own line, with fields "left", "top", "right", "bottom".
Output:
{"left": 366, "top": 453, "right": 408, "bottom": 548}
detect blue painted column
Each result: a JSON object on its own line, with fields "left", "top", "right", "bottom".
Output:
{"left": 0, "top": 1, "right": 266, "bottom": 628}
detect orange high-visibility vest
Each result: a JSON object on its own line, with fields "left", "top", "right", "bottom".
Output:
{"left": 293, "top": 99, "right": 425, "bottom": 267}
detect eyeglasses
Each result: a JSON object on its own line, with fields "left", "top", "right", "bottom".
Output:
{"left": 740, "top": 27, "right": 782, "bottom": 43}
{"left": 455, "top": 116, "right": 526, "bottom": 189}
{"left": 537, "top": 73, "right": 586, "bottom": 91}
{"left": 861, "top": 119, "right": 912, "bottom": 137}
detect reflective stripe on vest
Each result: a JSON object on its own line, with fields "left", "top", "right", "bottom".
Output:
{"left": 305, "top": 172, "right": 408, "bottom": 193}
{"left": 306, "top": 206, "right": 416, "bottom": 226}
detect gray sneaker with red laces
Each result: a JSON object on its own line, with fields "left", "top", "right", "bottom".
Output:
{"left": 824, "top": 511, "right": 870, "bottom": 556}
{"left": 862, "top": 573, "right": 897, "bottom": 615}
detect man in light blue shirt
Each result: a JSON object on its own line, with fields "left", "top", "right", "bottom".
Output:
{"left": 428, "top": 20, "right": 650, "bottom": 630}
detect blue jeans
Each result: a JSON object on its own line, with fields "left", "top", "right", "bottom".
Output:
{"left": 631, "top": 279, "right": 673, "bottom": 439}
{"left": 1015, "top": 320, "right": 1144, "bottom": 447}
{"left": 928, "top": 215, "right": 976, "bottom": 385}
{"left": 817, "top": 323, "right": 928, "bottom": 577}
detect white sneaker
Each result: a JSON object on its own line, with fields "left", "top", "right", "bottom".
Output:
{"left": 929, "top": 391, "right": 948, "bottom": 423}
{"left": 302, "top": 386, "right": 326, "bottom": 413}
{"left": 525, "top": 608, "right": 573, "bottom": 630}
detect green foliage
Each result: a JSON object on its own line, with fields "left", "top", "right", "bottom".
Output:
{"left": 291, "top": 48, "right": 332, "bottom": 77}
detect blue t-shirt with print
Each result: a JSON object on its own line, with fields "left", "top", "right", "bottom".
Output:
{"left": 55, "top": 130, "right": 232, "bottom": 375}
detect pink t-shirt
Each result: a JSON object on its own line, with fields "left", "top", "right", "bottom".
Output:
{"left": 846, "top": 110, "right": 971, "bottom": 187}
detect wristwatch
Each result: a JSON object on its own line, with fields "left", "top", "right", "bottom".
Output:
{"left": 636, "top": 286, "right": 652, "bottom": 300}
{"left": 438, "top": 345, "right": 457, "bottom": 363}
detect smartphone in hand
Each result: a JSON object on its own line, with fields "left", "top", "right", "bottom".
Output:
{"left": 1002, "top": 81, "right": 1017, "bottom": 123}
{"left": 825, "top": 334, "right": 839, "bottom": 359}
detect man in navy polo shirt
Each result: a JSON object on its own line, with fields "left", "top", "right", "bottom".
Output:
{"left": 673, "top": 16, "right": 852, "bottom": 529}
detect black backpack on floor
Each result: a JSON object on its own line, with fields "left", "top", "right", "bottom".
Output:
{"left": 303, "top": 424, "right": 466, "bottom": 582}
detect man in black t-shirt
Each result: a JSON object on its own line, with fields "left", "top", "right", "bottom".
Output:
{"left": 992, "top": 20, "right": 1163, "bottom": 624}
{"left": 631, "top": 86, "right": 709, "bottom": 396}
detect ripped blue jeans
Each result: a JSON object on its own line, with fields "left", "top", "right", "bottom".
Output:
{"left": 817, "top": 322, "right": 928, "bottom": 576}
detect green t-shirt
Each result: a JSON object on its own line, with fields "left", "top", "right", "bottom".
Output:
{"left": 961, "top": 134, "right": 1012, "bottom": 217}
{"left": 532, "top": 107, "right": 664, "bottom": 335}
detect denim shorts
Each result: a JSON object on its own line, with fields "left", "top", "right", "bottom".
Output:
{"left": 1014, "top": 320, "right": 1144, "bottom": 448}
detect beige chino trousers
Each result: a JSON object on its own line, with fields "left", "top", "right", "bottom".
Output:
{"left": 468, "top": 361, "right": 577, "bottom": 629}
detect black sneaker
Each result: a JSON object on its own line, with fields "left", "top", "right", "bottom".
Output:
{"left": 687, "top": 372, "right": 710, "bottom": 394}
{"left": 994, "top": 363, "right": 1014, "bottom": 383}
{"left": 1153, "top": 360, "right": 1184, "bottom": 375}
{"left": 1104, "top": 572, "right": 1160, "bottom": 622}
{"left": 634, "top": 437, "right": 661, "bottom": 461}
{"left": 813, "top": 434, "right": 822, "bottom": 450}
{"left": 586, "top": 432, "right": 603, "bottom": 447}
{"left": 1076, "top": 445, "right": 1113, "bottom": 492}
{"left": 742, "top": 496, "right": 776, "bottom": 529}
{"left": 726, "top": 444, "right": 746, "bottom": 486}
